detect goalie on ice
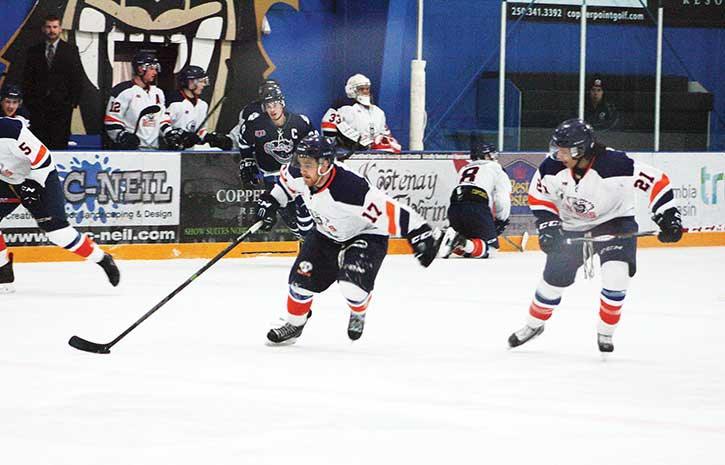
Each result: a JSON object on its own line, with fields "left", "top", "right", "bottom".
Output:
{"left": 255, "top": 134, "right": 441, "bottom": 345}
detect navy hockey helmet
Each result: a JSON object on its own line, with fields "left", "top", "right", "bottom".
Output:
{"left": 549, "top": 118, "right": 595, "bottom": 160}
{"left": 257, "top": 79, "right": 280, "bottom": 99}
{"left": 132, "top": 52, "right": 161, "bottom": 75}
{"left": 261, "top": 86, "right": 285, "bottom": 107}
{"left": 177, "top": 65, "right": 208, "bottom": 88}
{"left": 295, "top": 134, "right": 336, "bottom": 162}
{"left": 471, "top": 142, "right": 498, "bottom": 161}
{"left": 0, "top": 83, "right": 23, "bottom": 101}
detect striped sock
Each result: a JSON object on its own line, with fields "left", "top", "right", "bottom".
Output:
{"left": 600, "top": 288, "right": 626, "bottom": 326}
{"left": 287, "top": 285, "right": 314, "bottom": 326}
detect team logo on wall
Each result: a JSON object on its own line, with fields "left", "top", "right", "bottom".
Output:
{"left": 0, "top": 0, "right": 299, "bottom": 135}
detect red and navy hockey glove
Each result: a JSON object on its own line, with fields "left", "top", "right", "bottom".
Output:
{"left": 654, "top": 208, "right": 683, "bottom": 243}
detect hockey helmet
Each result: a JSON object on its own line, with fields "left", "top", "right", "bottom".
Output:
{"left": 132, "top": 52, "right": 161, "bottom": 75}
{"left": 261, "top": 86, "right": 285, "bottom": 108}
{"left": 177, "top": 65, "right": 208, "bottom": 89}
{"left": 257, "top": 79, "right": 281, "bottom": 99}
{"left": 471, "top": 142, "right": 498, "bottom": 161}
{"left": 294, "top": 133, "right": 336, "bottom": 162}
{"left": 549, "top": 118, "right": 595, "bottom": 160}
{"left": 0, "top": 83, "right": 23, "bottom": 101}
{"left": 345, "top": 74, "right": 372, "bottom": 105}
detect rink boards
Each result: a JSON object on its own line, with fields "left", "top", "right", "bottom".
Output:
{"left": 2, "top": 150, "right": 724, "bottom": 262}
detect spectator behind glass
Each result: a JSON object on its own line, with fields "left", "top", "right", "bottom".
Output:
{"left": 584, "top": 78, "right": 619, "bottom": 131}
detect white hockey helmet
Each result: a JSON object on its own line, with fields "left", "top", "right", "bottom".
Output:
{"left": 345, "top": 74, "right": 372, "bottom": 105}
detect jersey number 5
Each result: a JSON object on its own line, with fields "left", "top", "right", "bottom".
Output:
{"left": 18, "top": 141, "right": 32, "bottom": 155}
{"left": 634, "top": 171, "right": 655, "bottom": 192}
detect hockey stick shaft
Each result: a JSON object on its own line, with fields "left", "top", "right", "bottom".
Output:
{"left": 501, "top": 234, "right": 523, "bottom": 252}
{"left": 69, "top": 221, "right": 264, "bottom": 354}
{"left": 565, "top": 230, "right": 657, "bottom": 244}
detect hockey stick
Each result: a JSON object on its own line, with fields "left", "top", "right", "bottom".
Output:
{"left": 502, "top": 232, "right": 529, "bottom": 252}
{"left": 68, "top": 221, "right": 264, "bottom": 354}
{"left": 565, "top": 230, "right": 657, "bottom": 244}
{"left": 133, "top": 104, "right": 161, "bottom": 135}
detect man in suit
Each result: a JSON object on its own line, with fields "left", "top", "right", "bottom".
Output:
{"left": 22, "top": 13, "right": 82, "bottom": 150}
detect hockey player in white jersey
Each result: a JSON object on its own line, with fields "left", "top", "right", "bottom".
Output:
{"left": 255, "top": 134, "right": 441, "bottom": 344}
{"left": 160, "top": 65, "right": 232, "bottom": 151}
{"left": 104, "top": 52, "right": 165, "bottom": 150}
{"left": 321, "top": 74, "right": 400, "bottom": 153}
{"left": 0, "top": 117, "right": 120, "bottom": 293}
{"left": 508, "top": 119, "right": 682, "bottom": 353}
{"left": 439, "top": 142, "right": 511, "bottom": 259}
{"left": 1, "top": 84, "right": 30, "bottom": 128}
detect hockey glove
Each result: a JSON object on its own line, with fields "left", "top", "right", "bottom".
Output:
{"left": 405, "top": 224, "right": 441, "bottom": 268}
{"left": 255, "top": 193, "right": 280, "bottom": 231}
{"left": 494, "top": 218, "right": 510, "bottom": 236}
{"left": 180, "top": 131, "right": 201, "bottom": 149}
{"left": 164, "top": 128, "right": 184, "bottom": 150}
{"left": 16, "top": 179, "right": 42, "bottom": 206}
{"left": 537, "top": 219, "right": 563, "bottom": 254}
{"left": 203, "top": 132, "right": 233, "bottom": 150}
{"left": 240, "top": 158, "right": 261, "bottom": 186}
{"left": 653, "top": 207, "right": 683, "bottom": 243}
{"left": 117, "top": 131, "right": 140, "bottom": 150}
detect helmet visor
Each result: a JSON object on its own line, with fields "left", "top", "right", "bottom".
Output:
{"left": 548, "top": 142, "right": 583, "bottom": 161}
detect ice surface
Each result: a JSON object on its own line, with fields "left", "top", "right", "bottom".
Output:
{"left": 1, "top": 247, "right": 724, "bottom": 464}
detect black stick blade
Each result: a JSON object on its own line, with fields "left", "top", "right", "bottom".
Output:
{"left": 68, "top": 336, "right": 111, "bottom": 354}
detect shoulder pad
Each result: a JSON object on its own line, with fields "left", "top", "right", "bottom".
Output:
{"left": 538, "top": 157, "right": 566, "bottom": 177}
{"left": 592, "top": 149, "right": 634, "bottom": 178}
{"left": 110, "top": 81, "right": 134, "bottom": 98}
{"left": 327, "top": 165, "right": 369, "bottom": 207}
{"left": 247, "top": 112, "right": 260, "bottom": 122}
{"left": 0, "top": 117, "right": 22, "bottom": 140}
{"left": 299, "top": 114, "right": 311, "bottom": 125}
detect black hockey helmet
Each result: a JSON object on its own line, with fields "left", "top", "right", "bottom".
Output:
{"left": 177, "top": 65, "right": 208, "bottom": 88}
{"left": 295, "top": 133, "right": 336, "bottom": 162}
{"left": 549, "top": 118, "right": 595, "bottom": 160}
{"left": 0, "top": 83, "right": 23, "bottom": 101}
{"left": 471, "top": 142, "right": 497, "bottom": 161}
{"left": 257, "top": 79, "right": 280, "bottom": 98}
{"left": 132, "top": 51, "right": 161, "bottom": 75}
{"left": 261, "top": 86, "right": 285, "bottom": 107}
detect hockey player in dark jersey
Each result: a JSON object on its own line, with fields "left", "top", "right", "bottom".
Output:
{"left": 238, "top": 86, "right": 316, "bottom": 237}
{"left": 1, "top": 84, "right": 31, "bottom": 127}
{"left": 508, "top": 119, "right": 682, "bottom": 353}
{"left": 0, "top": 117, "right": 120, "bottom": 293}
{"left": 256, "top": 134, "right": 442, "bottom": 345}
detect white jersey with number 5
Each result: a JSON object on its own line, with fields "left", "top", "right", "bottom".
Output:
{"left": 0, "top": 117, "right": 53, "bottom": 186}
{"left": 528, "top": 148, "right": 675, "bottom": 231}
{"left": 456, "top": 159, "right": 512, "bottom": 221}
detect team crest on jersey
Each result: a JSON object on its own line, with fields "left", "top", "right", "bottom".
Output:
{"left": 263, "top": 134, "right": 295, "bottom": 163}
{"left": 296, "top": 261, "right": 313, "bottom": 277}
{"left": 564, "top": 196, "right": 596, "bottom": 218}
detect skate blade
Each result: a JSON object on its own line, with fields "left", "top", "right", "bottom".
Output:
{"left": 0, "top": 284, "right": 16, "bottom": 294}
{"left": 265, "top": 337, "right": 298, "bottom": 347}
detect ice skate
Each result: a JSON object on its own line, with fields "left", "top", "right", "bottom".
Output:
{"left": 98, "top": 253, "right": 120, "bottom": 287}
{"left": 267, "top": 311, "right": 311, "bottom": 345}
{"left": 597, "top": 333, "right": 614, "bottom": 353}
{"left": 347, "top": 312, "right": 366, "bottom": 341}
{"left": 0, "top": 252, "right": 15, "bottom": 294}
{"left": 438, "top": 227, "right": 466, "bottom": 258}
{"left": 508, "top": 324, "right": 544, "bottom": 348}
